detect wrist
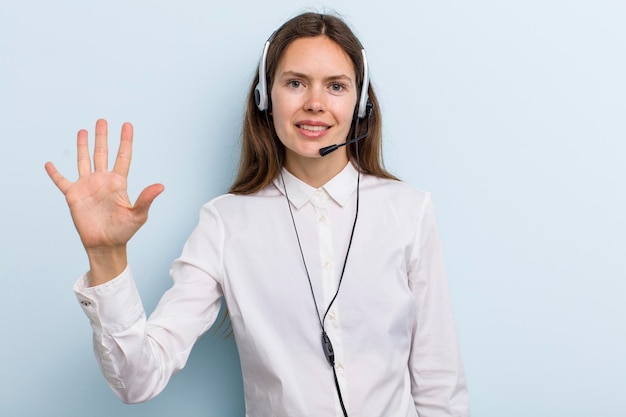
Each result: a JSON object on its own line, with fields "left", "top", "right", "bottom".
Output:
{"left": 86, "top": 245, "right": 128, "bottom": 287}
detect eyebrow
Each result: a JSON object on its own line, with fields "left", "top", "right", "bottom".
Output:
{"left": 277, "top": 70, "right": 355, "bottom": 86}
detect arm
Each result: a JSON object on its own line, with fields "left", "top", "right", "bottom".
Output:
{"left": 50, "top": 120, "right": 224, "bottom": 403}
{"left": 45, "top": 119, "right": 164, "bottom": 285}
{"left": 408, "top": 194, "right": 469, "bottom": 416}
{"left": 74, "top": 261, "right": 223, "bottom": 403}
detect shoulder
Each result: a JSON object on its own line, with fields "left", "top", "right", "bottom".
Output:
{"left": 199, "top": 183, "right": 281, "bottom": 217}
{"left": 362, "top": 174, "right": 432, "bottom": 209}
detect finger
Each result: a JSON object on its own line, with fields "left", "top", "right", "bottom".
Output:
{"left": 76, "top": 129, "right": 91, "bottom": 177}
{"left": 93, "top": 119, "right": 109, "bottom": 172}
{"left": 133, "top": 183, "right": 165, "bottom": 218}
{"left": 113, "top": 122, "right": 133, "bottom": 177}
{"left": 44, "top": 161, "right": 72, "bottom": 194}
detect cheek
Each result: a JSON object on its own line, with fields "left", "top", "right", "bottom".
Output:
{"left": 333, "top": 92, "right": 358, "bottom": 120}
{"left": 343, "top": 106, "right": 356, "bottom": 123}
{"left": 271, "top": 107, "right": 290, "bottom": 136}
{"left": 269, "top": 103, "right": 293, "bottom": 144}
{"left": 333, "top": 100, "right": 358, "bottom": 126}
{"left": 270, "top": 93, "right": 296, "bottom": 126}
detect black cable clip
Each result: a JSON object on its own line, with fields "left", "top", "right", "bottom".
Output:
{"left": 321, "top": 331, "right": 335, "bottom": 366}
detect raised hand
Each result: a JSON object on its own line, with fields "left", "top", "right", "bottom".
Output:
{"left": 45, "top": 119, "right": 164, "bottom": 285}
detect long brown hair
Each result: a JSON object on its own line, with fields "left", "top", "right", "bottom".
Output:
{"left": 229, "top": 12, "right": 397, "bottom": 195}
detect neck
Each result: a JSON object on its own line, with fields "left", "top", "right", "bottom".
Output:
{"left": 284, "top": 150, "right": 348, "bottom": 188}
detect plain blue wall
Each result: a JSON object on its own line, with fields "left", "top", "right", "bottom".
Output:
{"left": 1, "top": 0, "right": 625, "bottom": 416}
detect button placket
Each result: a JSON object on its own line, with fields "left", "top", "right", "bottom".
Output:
{"left": 313, "top": 189, "right": 345, "bottom": 384}
{"left": 313, "top": 189, "right": 336, "bottom": 304}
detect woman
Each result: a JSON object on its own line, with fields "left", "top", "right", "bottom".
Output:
{"left": 45, "top": 12, "right": 469, "bottom": 417}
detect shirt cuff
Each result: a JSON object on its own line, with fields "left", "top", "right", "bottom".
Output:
{"left": 73, "top": 266, "right": 144, "bottom": 331}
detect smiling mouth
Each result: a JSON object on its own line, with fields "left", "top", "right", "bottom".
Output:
{"left": 297, "top": 124, "right": 330, "bottom": 132}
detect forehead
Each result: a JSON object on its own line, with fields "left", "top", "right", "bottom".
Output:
{"left": 275, "top": 36, "right": 356, "bottom": 80}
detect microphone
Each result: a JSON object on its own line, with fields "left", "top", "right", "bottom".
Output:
{"left": 319, "top": 102, "right": 373, "bottom": 157}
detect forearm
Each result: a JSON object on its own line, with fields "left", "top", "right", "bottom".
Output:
{"left": 75, "top": 259, "right": 225, "bottom": 404}
{"left": 75, "top": 268, "right": 172, "bottom": 403}
{"left": 408, "top": 194, "right": 469, "bottom": 415}
{"left": 86, "top": 245, "right": 128, "bottom": 287}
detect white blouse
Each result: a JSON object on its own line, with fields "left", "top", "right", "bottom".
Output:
{"left": 74, "top": 163, "right": 469, "bottom": 417}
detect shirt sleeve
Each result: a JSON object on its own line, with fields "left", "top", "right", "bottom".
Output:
{"left": 407, "top": 193, "right": 469, "bottom": 416}
{"left": 73, "top": 202, "right": 225, "bottom": 404}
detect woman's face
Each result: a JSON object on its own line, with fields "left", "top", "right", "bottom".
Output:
{"left": 271, "top": 36, "right": 358, "bottom": 171}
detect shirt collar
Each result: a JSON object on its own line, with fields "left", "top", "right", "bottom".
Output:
{"left": 272, "top": 163, "right": 359, "bottom": 209}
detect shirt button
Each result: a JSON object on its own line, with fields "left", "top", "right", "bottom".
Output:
{"left": 328, "top": 311, "right": 336, "bottom": 320}
{"left": 334, "top": 363, "right": 343, "bottom": 371}
{"left": 323, "top": 261, "right": 332, "bottom": 269}
{"left": 319, "top": 215, "right": 327, "bottom": 222}
{"left": 80, "top": 300, "right": 92, "bottom": 307}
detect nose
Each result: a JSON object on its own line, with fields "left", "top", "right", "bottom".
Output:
{"left": 304, "top": 85, "right": 325, "bottom": 113}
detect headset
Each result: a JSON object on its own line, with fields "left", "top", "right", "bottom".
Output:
{"left": 254, "top": 35, "right": 371, "bottom": 119}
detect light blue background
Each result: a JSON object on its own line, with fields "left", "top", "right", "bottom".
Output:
{"left": 1, "top": 0, "right": 624, "bottom": 416}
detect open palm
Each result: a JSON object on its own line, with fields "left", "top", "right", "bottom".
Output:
{"left": 45, "top": 120, "right": 163, "bottom": 279}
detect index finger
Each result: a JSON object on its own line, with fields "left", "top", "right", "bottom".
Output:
{"left": 112, "top": 122, "right": 133, "bottom": 177}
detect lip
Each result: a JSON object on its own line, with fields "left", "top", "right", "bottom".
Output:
{"left": 295, "top": 120, "right": 331, "bottom": 138}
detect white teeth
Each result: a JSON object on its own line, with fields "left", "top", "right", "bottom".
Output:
{"left": 299, "top": 125, "right": 328, "bottom": 132}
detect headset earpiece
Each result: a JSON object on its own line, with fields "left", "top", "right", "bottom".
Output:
{"left": 356, "top": 49, "right": 369, "bottom": 119}
{"left": 255, "top": 38, "right": 272, "bottom": 112}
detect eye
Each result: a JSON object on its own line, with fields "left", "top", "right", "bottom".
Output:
{"left": 329, "top": 83, "right": 346, "bottom": 93}
{"left": 287, "top": 80, "right": 302, "bottom": 88}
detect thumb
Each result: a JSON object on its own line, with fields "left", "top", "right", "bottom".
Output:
{"left": 133, "top": 183, "right": 165, "bottom": 216}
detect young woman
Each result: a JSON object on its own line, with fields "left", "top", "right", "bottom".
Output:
{"left": 45, "top": 12, "right": 469, "bottom": 417}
